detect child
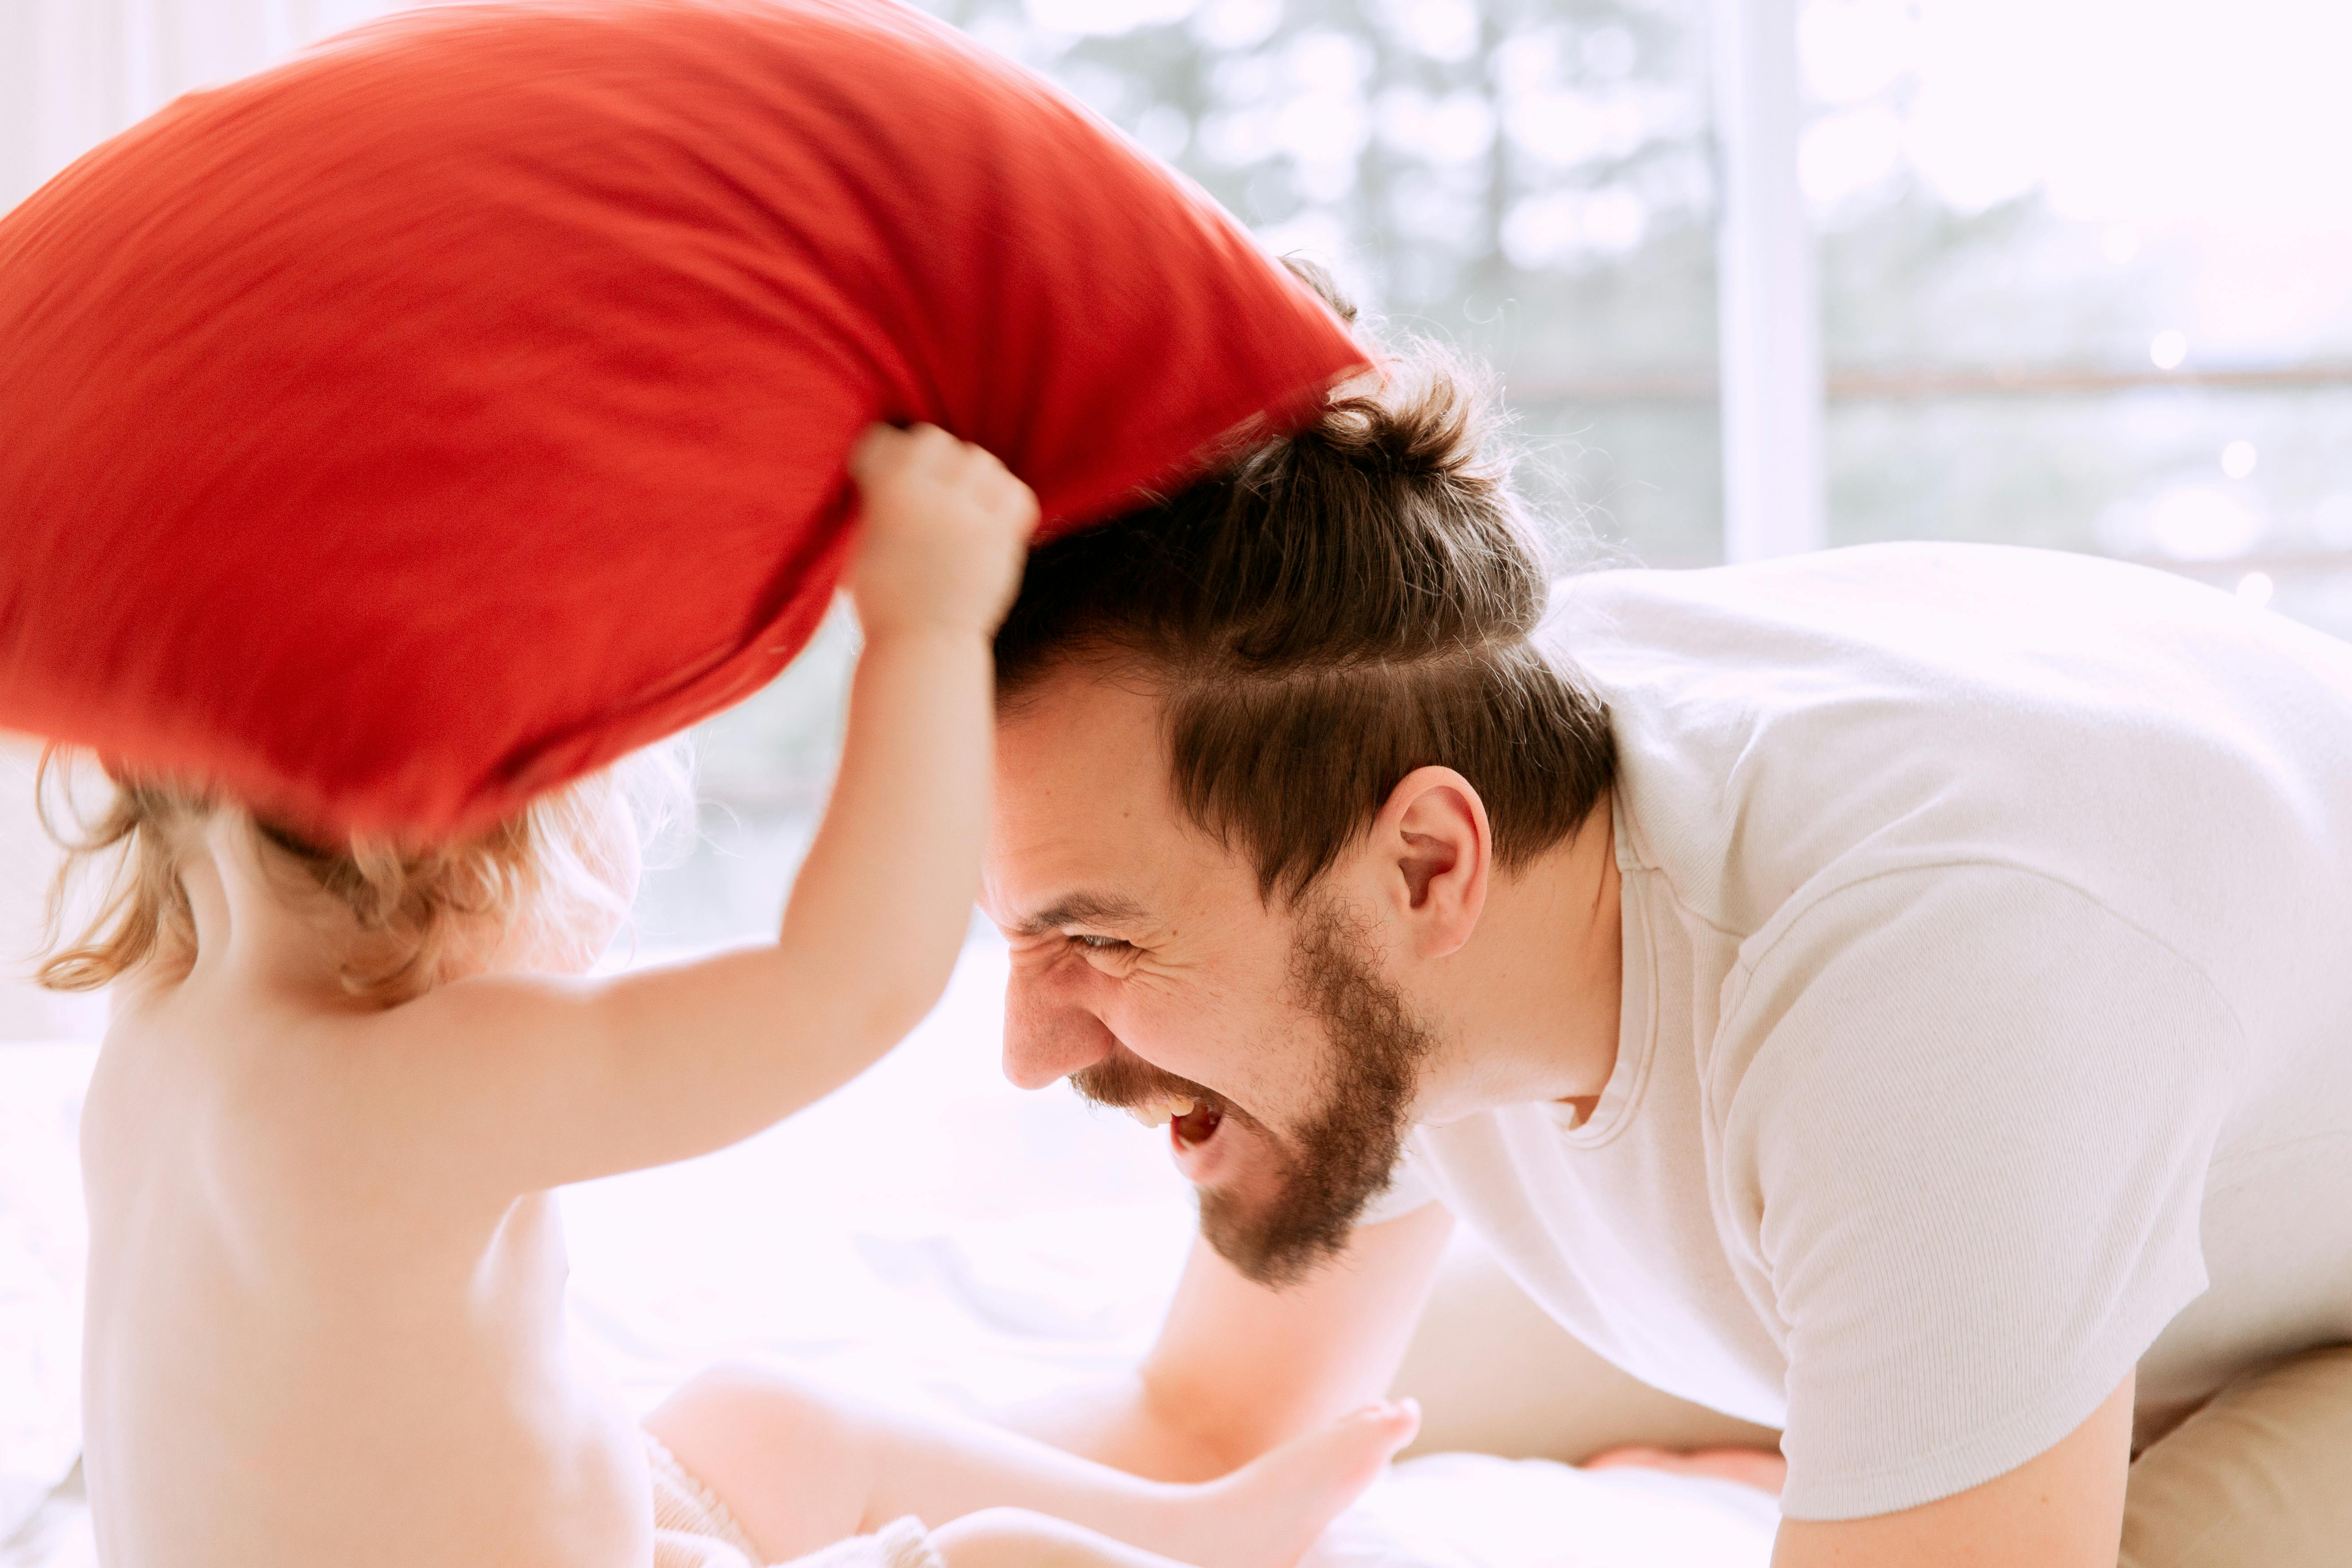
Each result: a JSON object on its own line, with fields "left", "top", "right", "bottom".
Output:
{"left": 39, "top": 425, "right": 1418, "bottom": 1568}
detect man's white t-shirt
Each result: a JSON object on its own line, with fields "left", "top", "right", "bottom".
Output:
{"left": 1366, "top": 543, "right": 2352, "bottom": 1520}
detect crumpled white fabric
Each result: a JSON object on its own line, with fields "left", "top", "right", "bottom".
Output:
{"left": 1304, "top": 1455, "right": 1776, "bottom": 1568}
{"left": 0, "top": 1044, "right": 93, "bottom": 1549}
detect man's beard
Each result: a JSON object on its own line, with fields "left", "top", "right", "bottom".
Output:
{"left": 1071, "top": 897, "right": 1439, "bottom": 1289}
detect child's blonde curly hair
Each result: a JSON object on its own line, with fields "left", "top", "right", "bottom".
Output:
{"left": 35, "top": 744, "right": 692, "bottom": 1005}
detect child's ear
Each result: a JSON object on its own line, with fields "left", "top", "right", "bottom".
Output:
{"left": 1372, "top": 766, "right": 1491, "bottom": 960}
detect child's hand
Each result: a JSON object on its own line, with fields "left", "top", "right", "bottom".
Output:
{"left": 847, "top": 423, "right": 1039, "bottom": 640}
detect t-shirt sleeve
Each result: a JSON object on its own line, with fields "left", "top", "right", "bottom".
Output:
{"left": 1715, "top": 864, "right": 2240, "bottom": 1520}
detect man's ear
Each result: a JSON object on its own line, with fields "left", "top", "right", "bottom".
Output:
{"left": 1368, "top": 766, "right": 1491, "bottom": 960}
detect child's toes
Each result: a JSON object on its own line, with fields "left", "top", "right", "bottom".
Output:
{"left": 1339, "top": 1398, "right": 1421, "bottom": 1459}
{"left": 1242, "top": 1399, "right": 1418, "bottom": 1510}
{"left": 1178, "top": 1400, "right": 1421, "bottom": 1568}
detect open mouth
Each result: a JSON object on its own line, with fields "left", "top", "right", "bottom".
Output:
{"left": 1110, "top": 1088, "right": 1234, "bottom": 1181}
{"left": 1121, "top": 1092, "right": 1226, "bottom": 1146}
{"left": 1172, "top": 1101, "right": 1224, "bottom": 1148}
{"left": 1166, "top": 1097, "right": 1233, "bottom": 1184}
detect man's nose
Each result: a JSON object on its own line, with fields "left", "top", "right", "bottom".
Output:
{"left": 1001, "top": 968, "right": 1118, "bottom": 1090}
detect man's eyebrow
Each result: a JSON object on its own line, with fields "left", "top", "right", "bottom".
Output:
{"left": 1014, "top": 891, "right": 1147, "bottom": 937}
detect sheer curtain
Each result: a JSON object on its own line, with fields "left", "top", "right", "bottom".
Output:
{"left": 0, "top": 0, "right": 419, "bottom": 214}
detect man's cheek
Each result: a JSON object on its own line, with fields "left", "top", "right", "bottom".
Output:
{"left": 1124, "top": 1001, "right": 1270, "bottom": 1100}
{"left": 1129, "top": 956, "right": 1277, "bottom": 1051}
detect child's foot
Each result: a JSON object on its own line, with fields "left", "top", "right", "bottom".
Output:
{"left": 1160, "top": 1400, "right": 1420, "bottom": 1568}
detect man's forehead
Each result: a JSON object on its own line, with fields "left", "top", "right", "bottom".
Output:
{"left": 987, "top": 667, "right": 1196, "bottom": 923}
{"left": 994, "top": 665, "right": 1169, "bottom": 821}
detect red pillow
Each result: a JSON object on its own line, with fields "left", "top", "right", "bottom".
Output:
{"left": 0, "top": 0, "right": 1361, "bottom": 838}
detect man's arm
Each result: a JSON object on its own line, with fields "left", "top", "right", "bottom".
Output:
{"left": 1774, "top": 1372, "right": 2135, "bottom": 1568}
{"left": 1005, "top": 1201, "right": 1455, "bottom": 1480}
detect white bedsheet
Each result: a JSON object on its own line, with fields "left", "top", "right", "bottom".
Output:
{"left": 1313, "top": 1459, "right": 1776, "bottom": 1568}
{"left": 0, "top": 1043, "right": 88, "bottom": 1556}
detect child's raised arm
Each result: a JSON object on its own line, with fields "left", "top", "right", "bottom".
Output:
{"left": 375, "top": 426, "right": 1037, "bottom": 1194}
{"left": 769, "top": 423, "right": 1041, "bottom": 1061}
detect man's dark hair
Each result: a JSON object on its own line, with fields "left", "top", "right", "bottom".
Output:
{"left": 996, "top": 274, "right": 1615, "bottom": 902}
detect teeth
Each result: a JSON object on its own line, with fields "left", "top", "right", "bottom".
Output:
{"left": 1126, "top": 1095, "right": 1198, "bottom": 1129}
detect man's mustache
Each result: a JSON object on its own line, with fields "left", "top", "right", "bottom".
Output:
{"left": 1070, "top": 1048, "right": 1263, "bottom": 1132}
{"left": 1070, "top": 1048, "right": 1215, "bottom": 1110}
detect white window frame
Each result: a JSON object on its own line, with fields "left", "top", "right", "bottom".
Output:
{"left": 1712, "top": 0, "right": 1824, "bottom": 562}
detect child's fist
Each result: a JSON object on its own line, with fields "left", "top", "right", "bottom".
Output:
{"left": 847, "top": 424, "right": 1039, "bottom": 639}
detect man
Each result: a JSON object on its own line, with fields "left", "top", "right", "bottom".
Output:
{"left": 977, "top": 320, "right": 2352, "bottom": 1565}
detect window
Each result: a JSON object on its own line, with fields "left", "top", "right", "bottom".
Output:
{"left": 928, "top": 0, "right": 1725, "bottom": 566}
{"left": 1803, "top": 0, "right": 2352, "bottom": 633}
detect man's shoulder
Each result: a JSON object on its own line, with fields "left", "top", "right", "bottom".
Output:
{"left": 1541, "top": 541, "right": 2332, "bottom": 696}
{"left": 1548, "top": 540, "right": 2201, "bottom": 624}
{"left": 1709, "top": 859, "right": 2243, "bottom": 1126}
{"left": 1551, "top": 543, "right": 2352, "bottom": 945}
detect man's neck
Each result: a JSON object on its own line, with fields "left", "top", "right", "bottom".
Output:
{"left": 1416, "top": 790, "right": 1624, "bottom": 1125}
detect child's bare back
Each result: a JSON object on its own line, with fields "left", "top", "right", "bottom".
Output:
{"left": 82, "top": 907, "right": 650, "bottom": 1568}
{"left": 52, "top": 427, "right": 1414, "bottom": 1568}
